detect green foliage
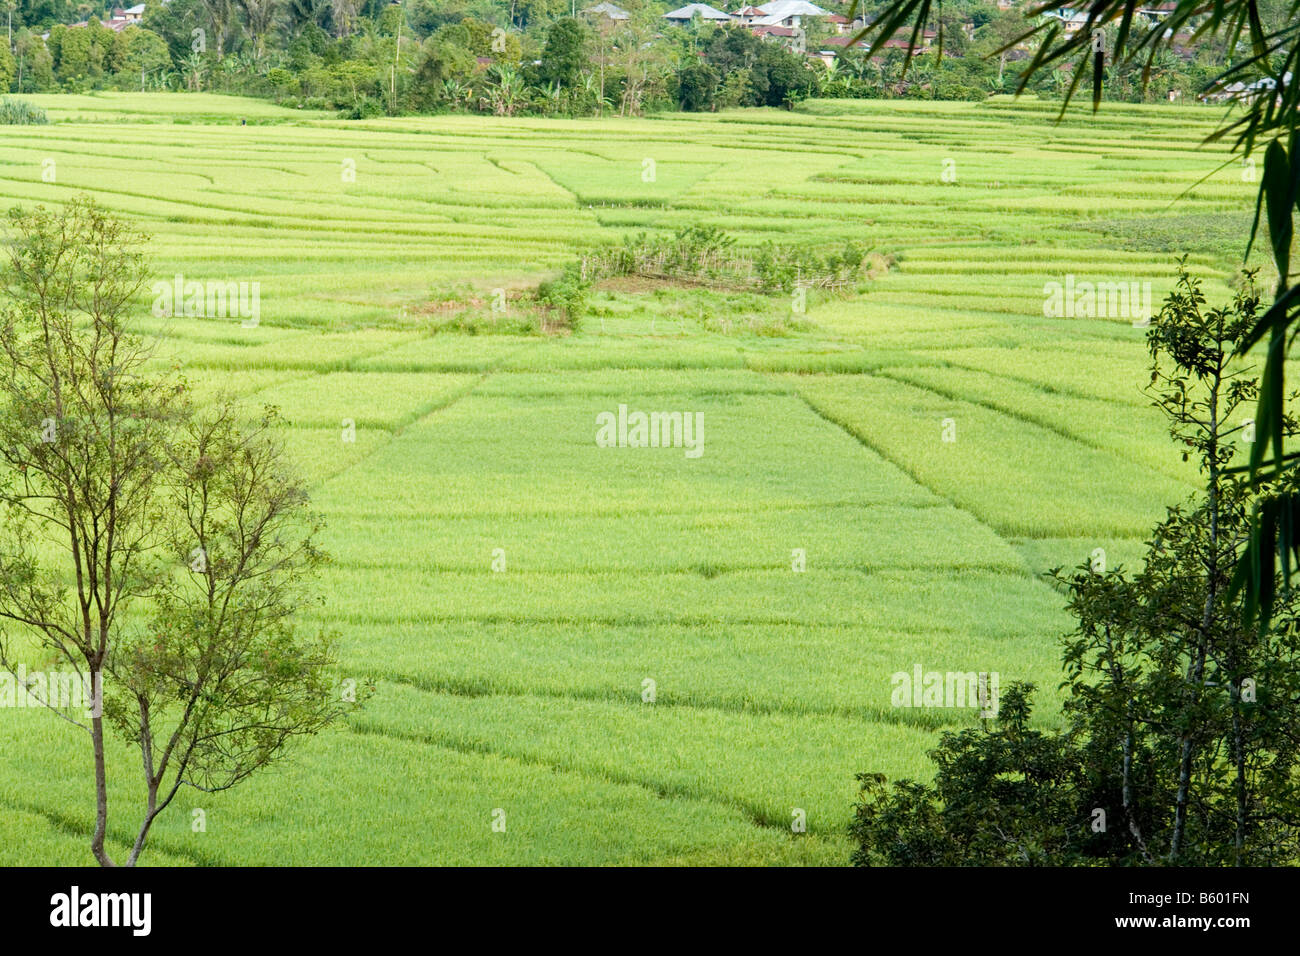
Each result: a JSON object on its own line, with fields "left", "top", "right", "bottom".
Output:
{"left": 851, "top": 684, "right": 1088, "bottom": 865}
{"left": 754, "top": 238, "right": 872, "bottom": 294}
{"left": 8, "top": 1, "right": 1257, "bottom": 114}
{"left": 534, "top": 262, "right": 590, "bottom": 331}
{"left": 535, "top": 16, "right": 589, "bottom": 90}
{"left": 676, "top": 61, "right": 718, "bottom": 112}
{"left": 121, "top": 29, "right": 174, "bottom": 83}
{"left": 579, "top": 224, "right": 876, "bottom": 298}
{"left": 0, "top": 96, "right": 48, "bottom": 124}
{"left": 338, "top": 94, "right": 386, "bottom": 119}
{"left": 0, "top": 44, "right": 14, "bottom": 93}
{"left": 1235, "top": 131, "right": 1300, "bottom": 633}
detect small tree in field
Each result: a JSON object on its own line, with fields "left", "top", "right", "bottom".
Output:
{"left": 851, "top": 266, "right": 1300, "bottom": 866}
{"left": 0, "top": 198, "right": 346, "bottom": 866}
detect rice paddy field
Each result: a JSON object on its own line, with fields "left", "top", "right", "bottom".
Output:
{"left": 0, "top": 92, "right": 1267, "bottom": 865}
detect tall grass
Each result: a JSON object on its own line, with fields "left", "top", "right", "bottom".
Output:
{"left": 0, "top": 97, "right": 49, "bottom": 125}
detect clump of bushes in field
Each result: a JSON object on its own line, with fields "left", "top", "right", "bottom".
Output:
{"left": 338, "top": 97, "right": 387, "bottom": 120}
{"left": 0, "top": 98, "right": 49, "bottom": 126}
{"left": 612, "top": 224, "right": 739, "bottom": 281}
{"left": 533, "top": 263, "right": 591, "bottom": 333}
{"left": 410, "top": 274, "right": 589, "bottom": 336}
{"left": 752, "top": 239, "right": 878, "bottom": 295}
{"left": 412, "top": 224, "right": 886, "bottom": 338}
{"left": 578, "top": 223, "right": 887, "bottom": 297}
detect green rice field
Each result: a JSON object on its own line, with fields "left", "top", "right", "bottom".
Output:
{"left": 0, "top": 92, "right": 1266, "bottom": 865}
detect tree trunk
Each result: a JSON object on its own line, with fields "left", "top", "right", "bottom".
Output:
{"left": 90, "top": 714, "right": 115, "bottom": 867}
{"left": 126, "top": 783, "right": 159, "bottom": 867}
{"left": 1231, "top": 678, "right": 1247, "bottom": 864}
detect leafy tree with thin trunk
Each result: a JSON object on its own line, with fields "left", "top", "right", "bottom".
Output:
{"left": 0, "top": 198, "right": 346, "bottom": 866}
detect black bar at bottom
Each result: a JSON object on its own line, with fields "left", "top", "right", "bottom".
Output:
{"left": 0, "top": 864, "right": 1290, "bottom": 941}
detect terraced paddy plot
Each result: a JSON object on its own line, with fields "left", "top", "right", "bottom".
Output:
{"left": 0, "top": 93, "right": 1264, "bottom": 865}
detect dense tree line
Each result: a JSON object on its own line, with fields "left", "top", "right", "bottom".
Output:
{"left": 0, "top": 0, "right": 1280, "bottom": 117}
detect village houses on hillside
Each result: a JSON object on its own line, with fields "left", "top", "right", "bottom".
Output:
{"left": 648, "top": 2, "right": 936, "bottom": 59}
{"left": 47, "top": 3, "right": 146, "bottom": 37}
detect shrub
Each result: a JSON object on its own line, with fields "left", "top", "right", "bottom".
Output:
{"left": 339, "top": 96, "right": 386, "bottom": 119}
{"left": 577, "top": 223, "right": 881, "bottom": 297}
{"left": 0, "top": 98, "right": 50, "bottom": 125}
{"left": 534, "top": 263, "right": 590, "bottom": 331}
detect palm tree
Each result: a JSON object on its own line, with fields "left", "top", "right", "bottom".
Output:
{"left": 878, "top": 49, "right": 906, "bottom": 94}
{"left": 330, "top": 0, "right": 357, "bottom": 38}
{"left": 199, "top": 0, "right": 237, "bottom": 58}
{"left": 239, "top": 0, "right": 284, "bottom": 67}
{"left": 283, "top": 0, "right": 329, "bottom": 36}
{"left": 234, "top": 50, "right": 260, "bottom": 79}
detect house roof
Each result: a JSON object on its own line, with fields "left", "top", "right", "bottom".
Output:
{"left": 107, "top": 3, "right": 144, "bottom": 23}
{"left": 662, "top": 3, "right": 732, "bottom": 20}
{"left": 582, "top": 2, "right": 631, "bottom": 18}
{"left": 72, "top": 16, "right": 135, "bottom": 31}
{"left": 753, "top": 24, "right": 797, "bottom": 35}
{"left": 753, "top": 0, "right": 830, "bottom": 21}
{"left": 882, "top": 35, "right": 928, "bottom": 49}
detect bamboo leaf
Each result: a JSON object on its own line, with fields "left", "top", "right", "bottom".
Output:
{"left": 1263, "top": 137, "right": 1294, "bottom": 288}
